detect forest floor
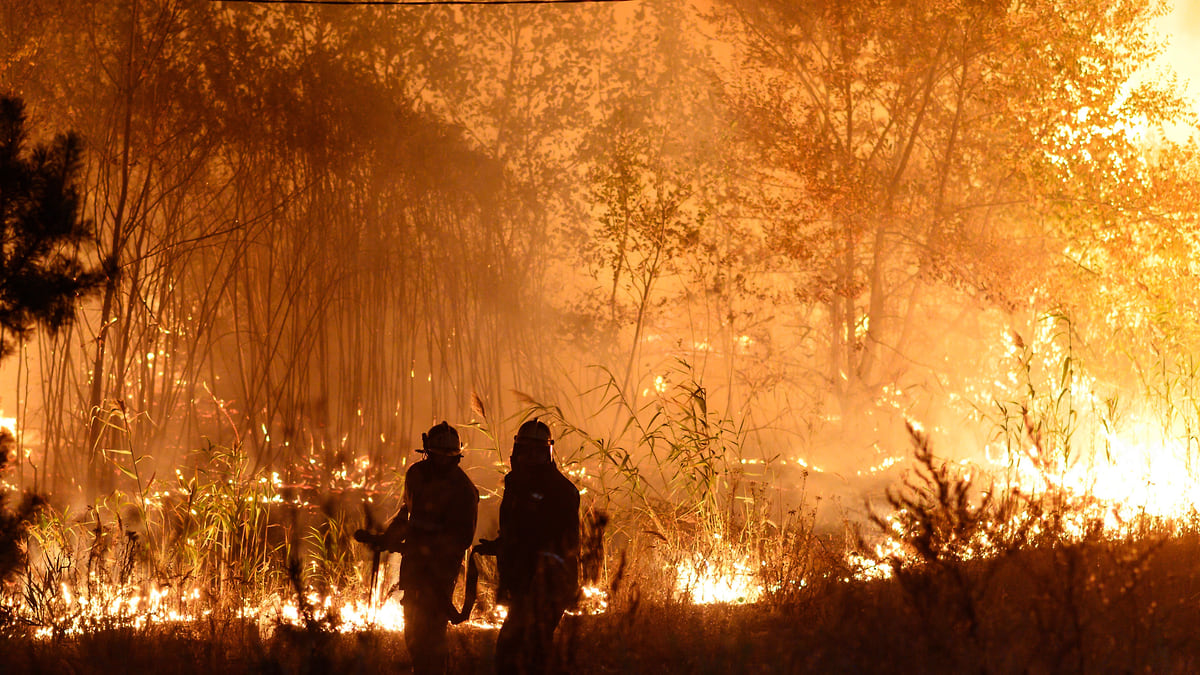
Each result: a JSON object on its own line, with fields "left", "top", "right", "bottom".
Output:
{"left": 7, "top": 533, "right": 1200, "bottom": 674}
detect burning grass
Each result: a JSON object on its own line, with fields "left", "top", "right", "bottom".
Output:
{"left": 5, "top": 460, "right": 1200, "bottom": 673}
{"left": 6, "top": 531, "right": 1200, "bottom": 674}
{"left": 9, "top": 345, "right": 1200, "bottom": 671}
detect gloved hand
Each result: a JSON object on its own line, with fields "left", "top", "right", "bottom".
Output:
{"left": 353, "top": 528, "right": 381, "bottom": 549}
{"left": 473, "top": 536, "right": 500, "bottom": 557}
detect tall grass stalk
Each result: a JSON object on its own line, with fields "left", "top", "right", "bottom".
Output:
{"left": 518, "top": 358, "right": 804, "bottom": 604}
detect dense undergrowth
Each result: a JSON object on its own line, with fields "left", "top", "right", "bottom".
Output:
{"left": 5, "top": 422, "right": 1200, "bottom": 673}
{"left": 3, "top": 530, "right": 1200, "bottom": 674}
{"left": 6, "top": 345, "right": 1200, "bottom": 672}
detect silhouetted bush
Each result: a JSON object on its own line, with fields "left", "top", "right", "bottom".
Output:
{"left": 0, "top": 429, "right": 45, "bottom": 634}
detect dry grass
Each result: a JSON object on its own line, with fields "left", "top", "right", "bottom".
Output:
{"left": 6, "top": 535, "right": 1200, "bottom": 675}
{"left": 9, "top": 350, "right": 1200, "bottom": 672}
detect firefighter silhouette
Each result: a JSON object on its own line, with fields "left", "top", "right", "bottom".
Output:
{"left": 486, "top": 418, "right": 581, "bottom": 675}
{"left": 355, "top": 421, "right": 478, "bottom": 675}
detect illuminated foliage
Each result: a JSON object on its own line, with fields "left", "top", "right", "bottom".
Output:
{"left": 718, "top": 0, "right": 1189, "bottom": 416}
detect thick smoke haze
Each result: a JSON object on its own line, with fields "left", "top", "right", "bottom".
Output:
{"left": 0, "top": 0, "right": 1195, "bottom": 535}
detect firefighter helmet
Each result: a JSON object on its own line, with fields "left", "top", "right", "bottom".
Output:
{"left": 515, "top": 418, "right": 553, "bottom": 446}
{"left": 421, "top": 421, "right": 462, "bottom": 456}
{"left": 512, "top": 418, "right": 553, "bottom": 465}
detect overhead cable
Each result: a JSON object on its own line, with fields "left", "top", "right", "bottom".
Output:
{"left": 214, "top": 0, "right": 633, "bottom": 6}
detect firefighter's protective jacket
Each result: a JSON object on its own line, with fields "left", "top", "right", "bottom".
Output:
{"left": 496, "top": 462, "right": 580, "bottom": 606}
{"left": 384, "top": 456, "right": 478, "bottom": 605}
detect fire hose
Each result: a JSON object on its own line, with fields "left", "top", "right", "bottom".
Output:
{"left": 358, "top": 504, "right": 385, "bottom": 609}
{"left": 453, "top": 537, "right": 499, "bottom": 623}
{"left": 449, "top": 544, "right": 483, "bottom": 624}
{"left": 355, "top": 528, "right": 498, "bottom": 625}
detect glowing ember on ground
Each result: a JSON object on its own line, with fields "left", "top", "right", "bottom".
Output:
{"left": 845, "top": 551, "right": 896, "bottom": 582}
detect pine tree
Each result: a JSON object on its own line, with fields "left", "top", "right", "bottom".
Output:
{"left": 0, "top": 95, "right": 100, "bottom": 358}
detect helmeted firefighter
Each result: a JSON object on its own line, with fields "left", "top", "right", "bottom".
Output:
{"left": 355, "top": 421, "right": 478, "bottom": 675}
{"left": 488, "top": 418, "right": 581, "bottom": 675}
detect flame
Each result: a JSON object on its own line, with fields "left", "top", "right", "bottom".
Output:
{"left": 13, "top": 577, "right": 607, "bottom": 637}
{"left": 263, "top": 592, "right": 408, "bottom": 632}
{"left": 1013, "top": 425, "right": 1198, "bottom": 523}
{"left": 674, "top": 556, "right": 762, "bottom": 604}
{"left": 28, "top": 583, "right": 210, "bottom": 638}
{"left": 22, "top": 586, "right": 438, "bottom": 638}
{"left": 845, "top": 551, "right": 894, "bottom": 581}
{"left": 568, "top": 585, "right": 610, "bottom": 615}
